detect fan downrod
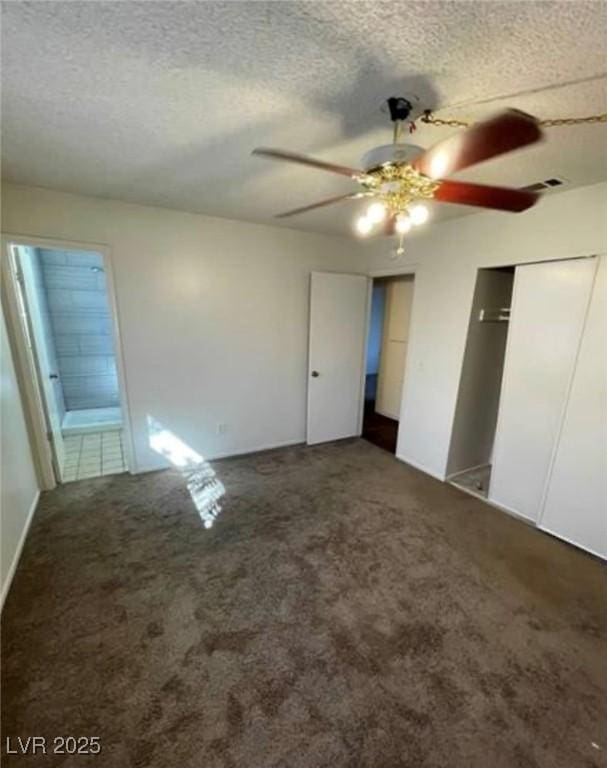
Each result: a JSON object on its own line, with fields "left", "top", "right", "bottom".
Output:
{"left": 386, "top": 97, "right": 414, "bottom": 143}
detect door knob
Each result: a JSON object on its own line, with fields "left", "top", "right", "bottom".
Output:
{"left": 311, "top": 370, "right": 319, "bottom": 377}
{"left": 49, "top": 373, "right": 59, "bottom": 380}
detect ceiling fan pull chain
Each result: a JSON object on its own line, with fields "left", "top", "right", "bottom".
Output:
{"left": 539, "top": 113, "right": 607, "bottom": 126}
{"left": 420, "top": 110, "right": 470, "bottom": 128}
{"left": 420, "top": 109, "right": 607, "bottom": 129}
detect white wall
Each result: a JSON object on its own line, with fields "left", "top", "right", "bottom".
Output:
{"left": 1, "top": 183, "right": 366, "bottom": 472}
{"left": 1, "top": 303, "right": 40, "bottom": 608}
{"left": 363, "top": 182, "right": 607, "bottom": 479}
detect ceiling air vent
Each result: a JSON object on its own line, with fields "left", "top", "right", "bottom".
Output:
{"left": 522, "top": 176, "right": 568, "bottom": 193}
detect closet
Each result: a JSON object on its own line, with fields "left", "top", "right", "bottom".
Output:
{"left": 448, "top": 255, "right": 605, "bottom": 559}
{"left": 447, "top": 267, "right": 514, "bottom": 493}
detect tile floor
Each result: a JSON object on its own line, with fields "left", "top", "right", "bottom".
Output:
{"left": 62, "top": 430, "right": 127, "bottom": 482}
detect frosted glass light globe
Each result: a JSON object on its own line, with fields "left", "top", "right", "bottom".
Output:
{"left": 356, "top": 216, "right": 373, "bottom": 235}
{"left": 409, "top": 204, "right": 429, "bottom": 225}
{"left": 367, "top": 202, "right": 387, "bottom": 223}
{"left": 395, "top": 214, "right": 412, "bottom": 234}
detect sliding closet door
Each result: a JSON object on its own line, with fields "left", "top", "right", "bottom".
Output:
{"left": 489, "top": 257, "right": 596, "bottom": 522}
{"left": 540, "top": 255, "right": 606, "bottom": 558}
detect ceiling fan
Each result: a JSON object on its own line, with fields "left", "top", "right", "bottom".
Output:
{"left": 252, "top": 97, "right": 544, "bottom": 247}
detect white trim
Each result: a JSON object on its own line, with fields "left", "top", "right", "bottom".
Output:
{"left": 101, "top": 244, "right": 136, "bottom": 474}
{"left": 396, "top": 452, "right": 445, "bottom": 481}
{"left": 449, "top": 480, "right": 537, "bottom": 526}
{"left": 478, "top": 252, "right": 598, "bottom": 271}
{"left": 206, "top": 437, "right": 304, "bottom": 461}
{"left": 0, "top": 491, "right": 40, "bottom": 612}
{"left": 368, "top": 263, "right": 418, "bottom": 278}
{"left": 1, "top": 240, "right": 56, "bottom": 489}
{"left": 446, "top": 462, "right": 491, "bottom": 480}
{"left": 487, "top": 261, "right": 523, "bottom": 513}
{"left": 1, "top": 231, "right": 110, "bottom": 253}
{"left": 539, "top": 524, "right": 606, "bottom": 562}
{"left": 482, "top": 496, "right": 536, "bottom": 525}
{"left": 135, "top": 438, "right": 305, "bottom": 473}
{"left": 448, "top": 483, "right": 489, "bottom": 504}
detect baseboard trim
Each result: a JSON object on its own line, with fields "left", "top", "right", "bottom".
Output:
{"left": 1, "top": 490, "right": 39, "bottom": 612}
{"left": 486, "top": 496, "right": 536, "bottom": 525}
{"left": 395, "top": 452, "right": 446, "bottom": 481}
{"left": 539, "top": 524, "right": 606, "bottom": 561}
{"left": 209, "top": 438, "right": 304, "bottom": 461}
{"left": 132, "top": 438, "right": 304, "bottom": 475}
{"left": 446, "top": 462, "right": 491, "bottom": 480}
{"left": 449, "top": 482, "right": 489, "bottom": 504}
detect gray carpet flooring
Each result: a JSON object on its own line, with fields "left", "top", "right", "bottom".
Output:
{"left": 2, "top": 439, "right": 606, "bottom": 767}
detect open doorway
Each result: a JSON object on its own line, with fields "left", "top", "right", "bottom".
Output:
{"left": 4, "top": 242, "right": 129, "bottom": 484}
{"left": 362, "top": 274, "right": 415, "bottom": 454}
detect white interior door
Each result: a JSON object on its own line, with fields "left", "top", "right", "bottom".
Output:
{"left": 539, "top": 255, "right": 606, "bottom": 558}
{"left": 307, "top": 272, "right": 369, "bottom": 445}
{"left": 489, "top": 257, "right": 596, "bottom": 522}
{"left": 13, "top": 246, "right": 66, "bottom": 479}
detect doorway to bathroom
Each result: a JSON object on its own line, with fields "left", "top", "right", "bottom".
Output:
{"left": 4, "top": 241, "right": 129, "bottom": 484}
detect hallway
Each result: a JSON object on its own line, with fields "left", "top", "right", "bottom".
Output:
{"left": 361, "top": 397, "right": 398, "bottom": 454}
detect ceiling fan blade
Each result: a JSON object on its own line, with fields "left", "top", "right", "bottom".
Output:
{"left": 413, "top": 109, "right": 542, "bottom": 179}
{"left": 434, "top": 180, "right": 540, "bottom": 212}
{"left": 275, "top": 192, "right": 371, "bottom": 218}
{"left": 253, "top": 147, "right": 365, "bottom": 180}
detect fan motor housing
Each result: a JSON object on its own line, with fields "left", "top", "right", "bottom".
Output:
{"left": 361, "top": 143, "right": 424, "bottom": 172}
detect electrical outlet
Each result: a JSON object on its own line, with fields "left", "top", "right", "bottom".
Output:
{"left": 216, "top": 423, "right": 228, "bottom": 435}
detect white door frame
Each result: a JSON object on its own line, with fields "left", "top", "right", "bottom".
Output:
{"left": 1, "top": 233, "right": 135, "bottom": 489}
{"left": 361, "top": 263, "right": 418, "bottom": 444}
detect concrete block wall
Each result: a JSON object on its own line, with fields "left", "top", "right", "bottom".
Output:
{"left": 37, "top": 249, "right": 119, "bottom": 410}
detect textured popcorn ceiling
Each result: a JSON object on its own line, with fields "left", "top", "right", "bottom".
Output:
{"left": 1, "top": 1, "right": 606, "bottom": 235}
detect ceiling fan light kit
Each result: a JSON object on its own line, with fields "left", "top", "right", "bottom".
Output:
{"left": 353, "top": 159, "right": 439, "bottom": 238}
{"left": 250, "top": 96, "right": 602, "bottom": 247}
